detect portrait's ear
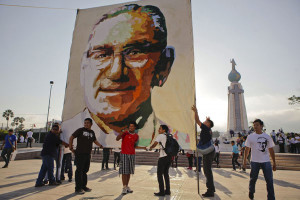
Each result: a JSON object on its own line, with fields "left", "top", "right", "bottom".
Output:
{"left": 151, "top": 46, "right": 175, "bottom": 87}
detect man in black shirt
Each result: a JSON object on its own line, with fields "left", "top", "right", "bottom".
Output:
{"left": 35, "top": 125, "right": 68, "bottom": 187}
{"left": 192, "top": 105, "right": 215, "bottom": 198}
{"left": 69, "top": 118, "right": 103, "bottom": 194}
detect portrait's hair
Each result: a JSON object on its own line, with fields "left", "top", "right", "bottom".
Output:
{"left": 84, "top": 118, "right": 93, "bottom": 124}
{"left": 253, "top": 119, "right": 264, "bottom": 126}
{"left": 208, "top": 119, "right": 214, "bottom": 128}
{"left": 8, "top": 129, "right": 13, "bottom": 132}
{"left": 93, "top": 4, "right": 167, "bottom": 48}
{"left": 231, "top": 141, "right": 235, "bottom": 144}
{"left": 160, "top": 125, "right": 169, "bottom": 133}
{"left": 129, "top": 121, "right": 138, "bottom": 128}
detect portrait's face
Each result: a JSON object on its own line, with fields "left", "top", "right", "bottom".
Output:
{"left": 82, "top": 12, "right": 163, "bottom": 123}
{"left": 257, "top": 137, "right": 267, "bottom": 152}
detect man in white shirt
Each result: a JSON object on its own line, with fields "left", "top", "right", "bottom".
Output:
{"left": 243, "top": 119, "right": 276, "bottom": 200}
{"left": 19, "top": 134, "right": 24, "bottom": 143}
{"left": 26, "top": 129, "right": 33, "bottom": 148}
{"left": 149, "top": 125, "right": 172, "bottom": 197}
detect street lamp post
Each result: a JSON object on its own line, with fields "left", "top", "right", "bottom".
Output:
{"left": 46, "top": 81, "right": 54, "bottom": 134}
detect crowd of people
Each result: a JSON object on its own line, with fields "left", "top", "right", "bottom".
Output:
{"left": 2, "top": 109, "right": 298, "bottom": 200}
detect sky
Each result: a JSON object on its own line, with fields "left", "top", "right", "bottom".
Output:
{"left": 0, "top": 0, "right": 299, "bottom": 132}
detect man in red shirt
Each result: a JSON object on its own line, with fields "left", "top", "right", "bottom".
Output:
{"left": 116, "top": 121, "right": 141, "bottom": 195}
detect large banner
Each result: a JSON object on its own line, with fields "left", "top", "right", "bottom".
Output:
{"left": 61, "top": 0, "right": 195, "bottom": 149}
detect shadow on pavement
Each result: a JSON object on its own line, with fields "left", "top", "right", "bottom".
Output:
{"left": 169, "top": 167, "right": 182, "bottom": 177}
{"left": 6, "top": 172, "right": 39, "bottom": 179}
{"left": 0, "top": 185, "right": 56, "bottom": 199}
{"left": 0, "top": 178, "right": 36, "bottom": 189}
{"left": 257, "top": 175, "right": 300, "bottom": 189}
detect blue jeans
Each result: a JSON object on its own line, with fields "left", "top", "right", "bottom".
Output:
{"left": 194, "top": 156, "right": 202, "bottom": 172}
{"left": 249, "top": 162, "right": 275, "bottom": 200}
{"left": 36, "top": 155, "right": 55, "bottom": 185}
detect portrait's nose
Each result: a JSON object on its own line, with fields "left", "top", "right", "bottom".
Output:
{"left": 106, "top": 54, "right": 123, "bottom": 81}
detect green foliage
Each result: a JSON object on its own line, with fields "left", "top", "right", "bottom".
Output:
{"left": 0, "top": 130, "right": 8, "bottom": 141}
{"left": 212, "top": 130, "right": 220, "bottom": 138}
{"left": 2, "top": 109, "right": 14, "bottom": 129}
{"left": 288, "top": 95, "right": 300, "bottom": 105}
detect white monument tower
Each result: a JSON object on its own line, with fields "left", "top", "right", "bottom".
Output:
{"left": 227, "top": 59, "right": 248, "bottom": 133}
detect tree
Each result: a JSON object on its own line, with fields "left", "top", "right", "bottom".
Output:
{"left": 288, "top": 95, "right": 300, "bottom": 105}
{"left": 19, "top": 117, "right": 25, "bottom": 126}
{"left": 18, "top": 124, "right": 25, "bottom": 130}
{"left": 2, "top": 109, "right": 14, "bottom": 129}
{"left": 13, "top": 117, "right": 20, "bottom": 131}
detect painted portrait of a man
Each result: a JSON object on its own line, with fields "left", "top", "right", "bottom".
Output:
{"left": 62, "top": 0, "right": 195, "bottom": 148}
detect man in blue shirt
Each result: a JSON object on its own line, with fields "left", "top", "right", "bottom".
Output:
{"left": 1, "top": 129, "right": 17, "bottom": 168}
{"left": 231, "top": 141, "right": 241, "bottom": 171}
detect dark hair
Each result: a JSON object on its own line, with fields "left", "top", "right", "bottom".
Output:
{"left": 52, "top": 124, "right": 59, "bottom": 129}
{"left": 253, "top": 119, "right": 264, "bottom": 126}
{"left": 8, "top": 129, "right": 13, "bottom": 132}
{"left": 84, "top": 118, "right": 93, "bottom": 124}
{"left": 129, "top": 121, "right": 138, "bottom": 129}
{"left": 160, "top": 125, "right": 169, "bottom": 133}
{"left": 208, "top": 119, "right": 214, "bottom": 128}
{"left": 231, "top": 141, "right": 235, "bottom": 144}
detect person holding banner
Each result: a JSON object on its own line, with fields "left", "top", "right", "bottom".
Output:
{"left": 192, "top": 105, "right": 215, "bottom": 198}
{"left": 1, "top": 129, "right": 17, "bottom": 168}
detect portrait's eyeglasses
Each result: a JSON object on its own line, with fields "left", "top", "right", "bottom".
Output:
{"left": 86, "top": 42, "right": 164, "bottom": 65}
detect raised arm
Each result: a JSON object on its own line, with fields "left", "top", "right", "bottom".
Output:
{"left": 192, "top": 105, "right": 202, "bottom": 127}
{"left": 116, "top": 132, "right": 124, "bottom": 141}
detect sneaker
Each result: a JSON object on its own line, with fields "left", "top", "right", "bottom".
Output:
{"left": 122, "top": 187, "right": 128, "bottom": 195}
{"left": 202, "top": 192, "right": 214, "bottom": 197}
{"left": 249, "top": 192, "right": 254, "bottom": 200}
{"left": 127, "top": 187, "right": 133, "bottom": 193}
{"left": 2, "top": 164, "right": 8, "bottom": 168}
{"left": 43, "top": 180, "right": 49, "bottom": 185}
{"left": 56, "top": 180, "right": 62, "bottom": 184}
{"left": 61, "top": 177, "right": 65, "bottom": 181}
{"left": 68, "top": 179, "right": 72, "bottom": 182}
{"left": 83, "top": 187, "right": 92, "bottom": 192}
{"left": 154, "top": 192, "right": 165, "bottom": 196}
{"left": 35, "top": 183, "right": 45, "bottom": 187}
{"left": 75, "top": 189, "right": 85, "bottom": 194}
{"left": 165, "top": 190, "right": 171, "bottom": 195}
{"left": 49, "top": 182, "right": 60, "bottom": 186}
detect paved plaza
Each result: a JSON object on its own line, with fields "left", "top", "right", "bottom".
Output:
{"left": 0, "top": 159, "right": 299, "bottom": 200}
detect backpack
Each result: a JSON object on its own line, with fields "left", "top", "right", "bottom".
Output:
{"left": 159, "top": 133, "right": 180, "bottom": 156}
